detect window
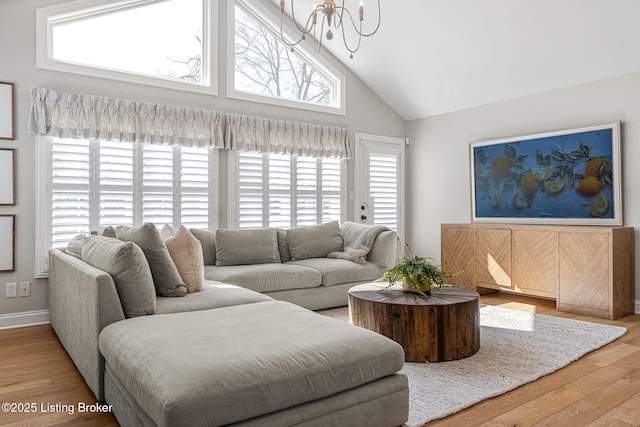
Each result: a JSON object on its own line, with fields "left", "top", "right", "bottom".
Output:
{"left": 37, "top": 137, "right": 215, "bottom": 275}
{"left": 230, "top": 0, "right": 345, "bottom": 114}
{"left": 36, "top": 0, "right": 217, "bottom": 93}
{"left": 230, "top": 151, "right": 343, "bottom": 229}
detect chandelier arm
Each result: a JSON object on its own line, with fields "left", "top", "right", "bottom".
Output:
{"left": 338, "top": 15, "right": 363, "bottom": 54}
{"left": 289, "top": 2, "right": 316, "bottom": 34}
{"left": 335, "top": 1, "right": 381, "bottom": 37}
{"left": 279, "top": 17, "right": 306, "bottom": 47}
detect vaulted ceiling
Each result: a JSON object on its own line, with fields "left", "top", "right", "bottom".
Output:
{"left": 273, "top": 0, "right": 640, "bottom": 120}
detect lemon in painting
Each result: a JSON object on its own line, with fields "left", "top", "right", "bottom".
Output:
{"left": 530, "top": 167, "right": 554, "bottom": 181}
{"left": 491, "top": 195, "right": 501, "bottom": 209}
{"left": 543, "top": 176, "right": 566, "bottom": 194}
{"left": 520, "top": 172, "right": 539, "bottom": 195}
{"left": 576, "top": 176, "right": 605, "bottom": 196}
{"left": 584, "top": 158, "right": 609, "bottom": 179}
{"left": 590, "top": 193, "right": 611, "bottom": 217}
{"left": 489, "top": 157, "right": 513, "bottom": 178}
{"left": 512, "top": 193, "right": 527, "bottom": 209}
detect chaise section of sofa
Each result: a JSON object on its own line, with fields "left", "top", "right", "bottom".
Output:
{"left": 100, "top": 301, "right": 409, "bottom": 426}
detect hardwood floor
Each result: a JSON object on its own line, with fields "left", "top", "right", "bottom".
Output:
{"left": 0, "top": 293, "right": 639, "bottom": 426}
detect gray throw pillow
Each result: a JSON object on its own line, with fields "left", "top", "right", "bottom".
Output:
{"left": 81, "top": 235, "right": 156, "bottom": 318}
{"left": 215, "top": 229, "right": 279, "bottom": 266}
{"left": 116, "top": 223, "right": 187, "bottom": 297}
{"left": 190, "top": 228, "right": 216, "bottom": 266}
{"left": 65, "top": 234, "right": 87, "bottom": 258}
{"left": 287, "top": 221, "right": 343, "bottom": 261}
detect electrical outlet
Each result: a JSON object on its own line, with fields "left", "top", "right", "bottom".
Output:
{"left": 6, "top": 283, "right": 17, "bottom": 298}
{"left": 19, "top": 282, "right": 31, "bottom": 297}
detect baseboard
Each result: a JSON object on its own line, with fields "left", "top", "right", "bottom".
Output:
{"left": 0, "top": 310, "right": 50, "bottom": 330}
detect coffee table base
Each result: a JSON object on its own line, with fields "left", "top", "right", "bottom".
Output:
{"left": 349, "top": 284, "right": 480, "bottom": 362}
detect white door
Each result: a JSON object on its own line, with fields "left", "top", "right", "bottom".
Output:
{"left": 355, "top": 133, "right": 405, "bottom": 241}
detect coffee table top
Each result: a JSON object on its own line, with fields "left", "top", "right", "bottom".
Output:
{"left": 348, "top": 282, "right": 479, "bottom": 307}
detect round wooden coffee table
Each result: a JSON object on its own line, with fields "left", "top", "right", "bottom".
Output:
{"left": 348, "top": 283, "right": 480, "bottom": 362}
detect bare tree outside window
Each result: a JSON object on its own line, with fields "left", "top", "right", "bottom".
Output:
{"left": 234, "top": 5, "right": 334, "bottom": 106}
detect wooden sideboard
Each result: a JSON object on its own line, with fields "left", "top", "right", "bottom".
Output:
{"left": 441, "top": 223, "right": 635, "bottom": 319}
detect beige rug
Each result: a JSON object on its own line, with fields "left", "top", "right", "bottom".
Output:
{"left": 318, "top": 305, "right": 626, "bottom": 426}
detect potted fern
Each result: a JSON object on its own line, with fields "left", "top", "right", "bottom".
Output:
{"left": 380, "top": 244, "right": 461, "bottom": 296}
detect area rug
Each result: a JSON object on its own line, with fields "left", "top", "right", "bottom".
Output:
{"left": 318, "top": 305, "right": 626, "bottom": 426}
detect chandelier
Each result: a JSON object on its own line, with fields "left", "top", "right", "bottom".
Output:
{"left": 279, "top": 0, "right": 381, "bottom": 58}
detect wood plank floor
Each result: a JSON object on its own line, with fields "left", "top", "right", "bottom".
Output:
{"left": 0, "top": 293, "right": 639, "bottom": 426}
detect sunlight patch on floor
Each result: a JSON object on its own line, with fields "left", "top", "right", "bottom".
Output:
{"left": 496, "top": 301, "right": 538, "bottom": 313}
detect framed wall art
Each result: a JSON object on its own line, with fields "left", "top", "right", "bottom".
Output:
{"left": 470, "top": 121, "right": 622, "bottom": 226}
{"left": 0, "top": 214, "right": 15, "bottom": 272}
{"left": 0, "top": 82, "right": 15, "bottom": 140}
{"left": 0, "top": 148, "right": 15, "bottom": 205}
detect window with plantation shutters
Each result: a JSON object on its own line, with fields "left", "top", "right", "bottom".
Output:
{"left": 45, "top": 137, "right": 212, "bottom": 252}
{"left": 232, "top": 151, "right": 343, "bottom": 229}
{"left": 369, "top": 153, "right": 399, "bottom": 230}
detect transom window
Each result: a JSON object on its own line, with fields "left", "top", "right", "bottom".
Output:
{"left": 37, "top": 0, "right": 217, "bottom": 93}
{"left": 232, "top": 152, "right": 343, "bottom": 229}
{"left": 231, "top": 0, "right": 345, "bottom": 114}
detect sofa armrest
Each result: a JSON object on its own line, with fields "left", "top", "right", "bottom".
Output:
{"left": 367, "top": 230, "right": 399, "bottom": 270}
{"left": 49, "top": 249, "right": 125, "bottom": 401}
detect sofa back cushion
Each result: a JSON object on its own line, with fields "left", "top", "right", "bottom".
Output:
{"left": 215, "top": 229, "right": 280, "bottom": 266}
{"left": 287, "top": 221, "right": 343, "bottom": 261}
{"left": 275, "top": 229, "right": 291, "bottom": 263}
{"left": 116, "top": 223, "right": 187, "bottom": 297}
{"left": 81, "top": 235, "right": 156, "bottom": 318}
{"left": 190, "top": 229, "right": 217, "bottom": 265}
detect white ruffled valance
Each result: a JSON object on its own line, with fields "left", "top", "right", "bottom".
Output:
{"left": 28, "top": 87, "right": 226, "bottom": 148}
{"left": 28, "top": 87, "right": 352, "bottom": 158}
{"left": 225, "top": 113, "right": 351, "bottom": 159}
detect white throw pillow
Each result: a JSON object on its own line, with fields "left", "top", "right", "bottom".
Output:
{"left": 162, "top": 225, "right": 205, "bottom": 293}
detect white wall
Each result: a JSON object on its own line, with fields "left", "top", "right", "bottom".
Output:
{"left": 0, "top": 0, "right": 407, "bottom": 317}
{"left": 407, "top": 71, "right": 640, "bottom": 302}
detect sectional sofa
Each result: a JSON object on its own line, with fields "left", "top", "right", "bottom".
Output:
{"left": 48, "top": 221, "right": 409, "bottom": 426}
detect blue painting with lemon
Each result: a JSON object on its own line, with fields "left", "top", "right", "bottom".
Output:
{"left": 473, "top": 128, "right": 614, "bottom": 220}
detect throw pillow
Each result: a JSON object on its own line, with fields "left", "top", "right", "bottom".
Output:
{"left": 162, "top": 225, "right": 205, "bottom": 293}
{"left": 116, "top": 223, "right": 187, "bottom": 297}
{"left": 65, "top": 234, "right": 87, "bottom": 258}
{"left": 190, "top": 228, "right": 216, "bottom": 266}
{"left": 101, "top": 226, "right": 116, "bottom": 238}
{"left": 81, "top": 235, "right": 156, "bottom": 318}
{"left": 215, "top": 228, "right": 280, "bottom": 266}
{"left": 287, "top": 221, "right": 343, "bottom": 261}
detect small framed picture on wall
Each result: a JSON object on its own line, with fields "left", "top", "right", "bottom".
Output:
{"left": 0, "top": 82, "right": 15, "bottom": 140}
{"left": 0, "top": 215, "right": 15, "bottom": 272}
{"left": 0, "top": 148, "right": 15, "bottom": 205}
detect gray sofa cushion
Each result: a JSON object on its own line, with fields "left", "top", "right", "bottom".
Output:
{"left": 155, "top": 280, "right": 273, "bottom": 314}
{"left": 215, "top": 228, "right": 280, "bottom": 266}
{"left": 289, "top": 258, "right": 384, "bottom": 287}
{"left": 81, "top": 235, "right": 156, "bottom": 318}
{"left": 99, "top": 301, "right": 405, "bottom": 426}
{"left": 190, "top": 228, "right": 216, "bottom": 265}
{"left": 287, "top": 221, "right": 343, "bottom": 261}
{"left": 276, "top": 228, "right": 291, "bottom": 262}
{"left": 65, "top": 233, "right": 87, "bottom": 258}
{"left": 116, "top": 223, "right": 187, "bottom": 297}
{"left": 204, "top": 263, "right": 321, "bottom": 292}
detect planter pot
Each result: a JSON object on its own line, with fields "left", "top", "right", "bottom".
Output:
{"left": 401, "top": 277, "right": 431, "bottom": 295}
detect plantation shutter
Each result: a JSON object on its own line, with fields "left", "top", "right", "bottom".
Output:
{"left": 238, "top": 152, "right": 264, "bottom": 228}
{"left": 99, "top": 141, "right": 134, "bottom": 227}
{"left": 51, "top": 138, "right": 91, "bottom": 247}
{"left": 369, "top": 153, "right": 399, "bottom": 230}
{"left": 181, "top": 147, "right": 209, "bottom": 229}
{"left": 236, "top": 152, "right": 342, "bottom": 228}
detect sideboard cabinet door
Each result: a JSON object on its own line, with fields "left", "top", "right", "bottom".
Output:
{"left": 441, "top": 225, "right": 475, "bottom": 289}
{"left": 512, "top": 229, "right": 556, "bottom": 298}
{"left": 557, "top": 231, "right": 610, "bottom": 318}
{"left": 475, "top": 228, "right": 512, "bottom": 290}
